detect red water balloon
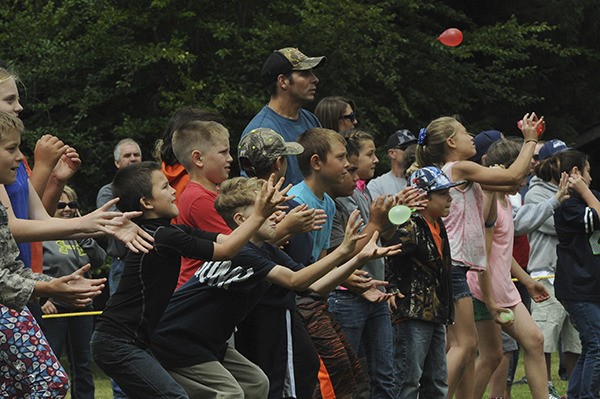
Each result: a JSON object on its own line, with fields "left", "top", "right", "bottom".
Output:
{"left": 438, "top": 28, "right": 463, "bottom": 47}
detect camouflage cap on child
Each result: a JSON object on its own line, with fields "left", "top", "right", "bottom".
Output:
{"left": 238, "top": 128, "right": 304, "bottom": 170}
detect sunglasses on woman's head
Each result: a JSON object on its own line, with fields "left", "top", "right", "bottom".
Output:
{"left": 57, "top": 201, "right": 78, "bottom": 209}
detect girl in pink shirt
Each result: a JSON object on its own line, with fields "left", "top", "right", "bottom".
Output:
{"left": 413, "top": 114, "right": 542, "bottom": 398}
{"left": 467, "top": 138, "right": 570, "bottom": 398}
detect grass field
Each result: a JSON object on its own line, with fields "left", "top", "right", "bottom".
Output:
{"left": 62, "top": 350, "right": 569, "bottom": 398}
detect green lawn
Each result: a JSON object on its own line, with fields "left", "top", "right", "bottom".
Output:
{"left": 64, "top": 350, "right": 569, "bottom": 398}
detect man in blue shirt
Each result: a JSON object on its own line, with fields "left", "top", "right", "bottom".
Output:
{"left": 242, "top": 47, "right": 326, "bottom": 185}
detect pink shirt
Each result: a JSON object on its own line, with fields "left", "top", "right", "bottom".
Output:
{"left": 442, "top": 162, "right": 486, "bottom": 271}
{"left": 467, "top": 195, "right": 521, "bottom": 307}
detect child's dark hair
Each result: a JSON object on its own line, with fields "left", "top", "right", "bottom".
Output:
{"left": 214, "top": 177, "right": 264, "bottom": 230}
{"left": 296, "top": 128, "right": 346, "bottom": 177}
{"left": 343, "top": 129, "right": 374, "bottom": 158}
{"left": 112, "top": 161, "right": 161, "bottom": 213}
{"left": 534, "top": 150, "right": 589, "bottom": 183}
{"left": 483, "top": 139, "right": 521, "bottom": 168}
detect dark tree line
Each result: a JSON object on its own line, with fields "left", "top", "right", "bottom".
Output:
{"left": 2, "top": 0, "right": 598, "bottom": 207}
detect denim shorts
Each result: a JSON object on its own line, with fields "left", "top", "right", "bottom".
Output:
{"left": 451, "top": 264, "right": 472, "bottom": 301}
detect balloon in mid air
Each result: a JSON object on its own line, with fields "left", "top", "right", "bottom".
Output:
{"left": 437, "top": 28, "right": 463, "bottom": 47}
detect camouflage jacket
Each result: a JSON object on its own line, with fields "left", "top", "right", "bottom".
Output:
{"left": 385, "top": 213, "right": 454, "bottom": 325}
{"left": 0, "top": 204, "right": 52, "bottom": 311}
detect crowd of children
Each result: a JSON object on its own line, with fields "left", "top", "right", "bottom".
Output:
{"left": 2, "top": 47, "right": 600, "bottom": 399}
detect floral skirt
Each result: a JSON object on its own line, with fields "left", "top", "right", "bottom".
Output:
{"left": 0, "top": 305, "right": 69, "bottom": 398}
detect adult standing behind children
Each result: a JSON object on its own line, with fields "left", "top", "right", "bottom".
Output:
{"left": 242, "top": 47, "right": 326, "bottom": 185}
{"left": 96, "top": 138, "right": 142, "bottom": 296}
{"left": 314, "top": 96, "right": 358, "bottom": 133}
{"left": 41, "top": 185, "right": 107, "bottom": 399}
{"left": 367, "top": 129, "right": 417, "bottom": 199}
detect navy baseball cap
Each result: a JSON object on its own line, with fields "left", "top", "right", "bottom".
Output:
{"left": 409, "top": 166, "right": 465, "bottom": 192}
{"left": 471, "top": 130, "right": 504, "bottom": 163}
{"left": 538, "top": 139, "right": 570, "bottom": 161}
{"left": 386, "top": 129, "right": 417, "bottom": 150}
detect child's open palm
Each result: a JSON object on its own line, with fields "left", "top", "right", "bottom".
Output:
{"left": 254, "top": 174, "right": 294, "bottom": 219}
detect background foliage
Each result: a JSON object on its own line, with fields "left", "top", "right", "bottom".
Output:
{"left": 1, "top": 0, "right": 598, "bottom": 206}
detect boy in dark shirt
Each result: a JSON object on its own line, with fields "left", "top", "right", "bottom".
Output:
{"left": 91, "top": 161, "right": 288, "bottom": 399}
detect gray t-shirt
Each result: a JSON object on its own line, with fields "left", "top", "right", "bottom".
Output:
{"left": 367, "top": 171, "right": 407, "bottom": 198}
{"left": 331, "top": 189, "right": 385, "bottom": 285}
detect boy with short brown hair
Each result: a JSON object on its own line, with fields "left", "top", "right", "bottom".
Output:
{"left": 172, "top": 120, "right": 234, "bottom": 287}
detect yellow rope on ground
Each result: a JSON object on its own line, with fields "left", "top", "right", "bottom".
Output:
{"left": 41, "top": 310, "right": 103, "bottom": 319}
{"left": 41, "top": 276, "right": 556, "bottom": 319}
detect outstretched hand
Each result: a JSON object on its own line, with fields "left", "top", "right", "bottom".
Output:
{"left": 518, "top": 112, "right": 544, "bottom": 141}
{"left": 281, "top": 204, "right": 326, "bottom": 234}
{"left": 555, "top": 172, "right": 570, "bottom": 203}
{"left": 106, "top": 210, "right": 155, "bottom": 253}
{"left": 254, "top": 174, "right": 294, "bottom": 219}
{"left": 527, "top": 280, "right": 550, "bottom": 303}
{"left": 357, "top": 231, "right": 402, "bottom": 261}
{"left": 34, "top": 134, "right": 67, "bottom": 171}
{"left": 396, "top": 187, "right": 428, "bottom": 211}
{"left": 47, "top": 264, "right": 107, "bottom": 307}
{"left": 339, "top": 210, "right": 366, "bottom": 258}
{"left": 52, "top": 146, "right": 82, "bottom": 183}
{"left": 369, "top": 195, "right": 396, "bottom": 227}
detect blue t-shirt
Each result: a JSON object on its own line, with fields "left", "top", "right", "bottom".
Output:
{"left": 242, "top": 105, "right": 321, "bottom": 185}
{"left": 288, "top": 181, "right": 335, "bottom": 261}
{"left": 5, "top": 163, "right": 31, "bottom": 268}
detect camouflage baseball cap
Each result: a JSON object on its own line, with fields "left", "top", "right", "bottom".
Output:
{"left": 261, "top": 47, "right": 326, "bottom": 84}
{"left": 238, "top": 128, "right": 304, "bottom": 174}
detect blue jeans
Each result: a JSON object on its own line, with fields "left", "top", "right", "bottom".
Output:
{"left": 109, "top": 258, "right": 125, "bottom": 296}
{"left": 393, "top": 319, "right": 447, "bottom": 399}
{"left": 43, "top": 305, "right": 95, "bottom": 399}
{"left": 90, "top": 331, "right": 188, "bottom": 399}
{"left": 328, "top": 290, "right": 396, "bottom": 399}
{"left": 562, "top": 300, "right": 600, "bottom": 399}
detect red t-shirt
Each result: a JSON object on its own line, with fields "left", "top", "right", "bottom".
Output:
{"left": 176, "top": 181, "right": 232, "bottom": 288}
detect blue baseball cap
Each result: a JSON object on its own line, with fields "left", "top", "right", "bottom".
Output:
{"left": 471, "top": 130, "right": 504, "bottom": 164}
{"left": 538, "top": 139, "right": 570, "bottom": 161}
{"left": 409, "top": 166, "right": 465, "bottom": 192}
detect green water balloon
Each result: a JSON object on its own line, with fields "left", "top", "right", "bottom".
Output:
{"left": 388, "top": 205, "right": 412, "bottom": 225}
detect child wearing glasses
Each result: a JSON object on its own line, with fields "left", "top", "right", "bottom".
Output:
{"left": 40, "top": 186, "right": 107, "bottom": 399}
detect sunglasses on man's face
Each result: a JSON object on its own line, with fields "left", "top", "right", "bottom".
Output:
{"left": 57, "top": 201, "right": 78, "bottom": 209}
{"left": 341, "top": 112, "right": 357, "bottom": 122}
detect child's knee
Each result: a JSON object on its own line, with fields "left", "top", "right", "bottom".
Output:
{"left": 242, "top": 367, "right": 269, "bottom": 399}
